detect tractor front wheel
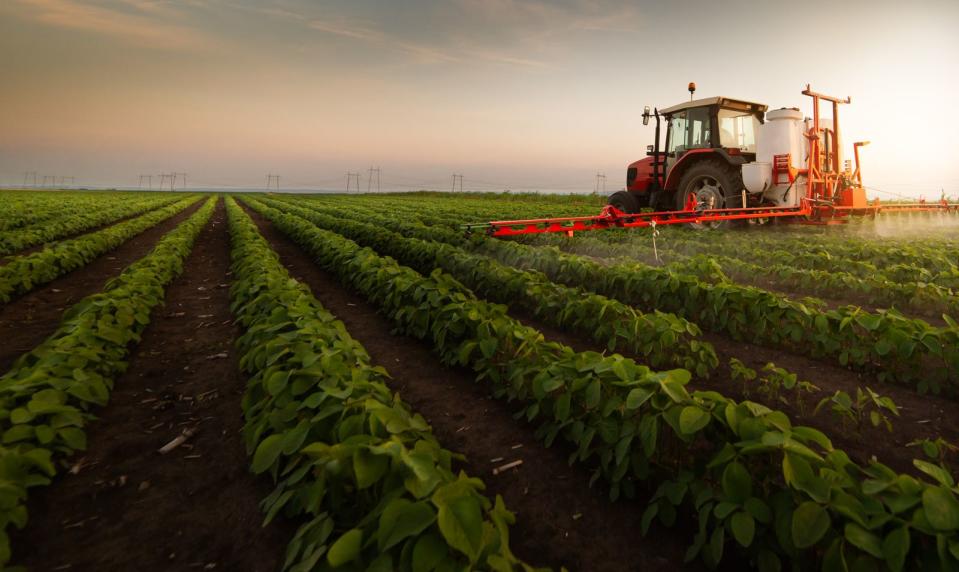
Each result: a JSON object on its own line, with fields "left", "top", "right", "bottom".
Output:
{"left": 608, "top": 190, "right": 642, "bottom": 214}
{"left": 676, "top": 159, "right": 744, "bottom": 230}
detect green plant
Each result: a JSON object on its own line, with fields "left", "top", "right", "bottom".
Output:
{"left": 814, "top": 387, "right": 900, "bottom": 432}
{"left": 757, "top": 363, "right": 820, "bottom": 416}
{"left": 908, "top": 437, "right": 959, "bottom": 470}
{"left": 729, "top": 358, "right": 757, "bottom": 398}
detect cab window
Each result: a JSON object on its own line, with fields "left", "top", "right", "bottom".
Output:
{"left": 667, "top": 108, "right": 711, "bottom": 154}
{"left": 667, "top": 112, "right": 687, "bottom": 154}
{"left": 686, "top": 107, "right": 711, "bottom": 149}
{"left": 718, "top": 109, "right": 759, "bottom": 152}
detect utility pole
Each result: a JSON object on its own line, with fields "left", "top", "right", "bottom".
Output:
{"left": 266, "top": 174, "right": 281, "bottom": 191}
{"left": 451, "top": 174, "right": 464, "bottom": 193}
{"left": 595, "top": 173, "right": 607, "bottom": 194}
{"left": 346, "top": 172, "right": 360, "bottom": 192}
{"left": 367, "top": 166, "right": 381, "bottom": 193}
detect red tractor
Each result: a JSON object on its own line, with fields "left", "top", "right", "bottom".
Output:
{"left": 611, "top": 83, "right": 767, "bottom": 217}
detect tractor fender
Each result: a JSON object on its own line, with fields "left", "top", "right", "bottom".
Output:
{"left": 663, "top": 149, "right": 746, "bottom": 191}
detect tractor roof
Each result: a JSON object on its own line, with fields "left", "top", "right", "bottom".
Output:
{"left": 659, "top": 96, "right": 768, "bottom": 115}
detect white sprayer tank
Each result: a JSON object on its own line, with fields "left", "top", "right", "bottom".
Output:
{"left": 741, "top": 107, "right": 807, "bottom": 206}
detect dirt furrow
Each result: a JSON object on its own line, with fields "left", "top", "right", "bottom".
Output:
{"left": 12, "top": 199, "right": 289, "bottom": 571}
{"left": 243, "top": 205, "right": 697, "bottom": 572}
{"left": 0, "top": 200, "right": 204, "bottom": 375}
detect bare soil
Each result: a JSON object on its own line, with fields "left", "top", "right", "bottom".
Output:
{"left": 12, "top": 200, "right": 290, "bottom": 571}
{"left": 0, "top": 199, "right": 204, "bottom": 374}
{"left": 242, "top": 204, "right": 699, "bottom": 572}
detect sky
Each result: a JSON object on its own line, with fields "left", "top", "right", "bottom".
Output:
{"left": 1, "top": 0, "right": 958, "bottom": 197}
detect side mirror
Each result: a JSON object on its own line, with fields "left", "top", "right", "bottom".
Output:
{"left": 642, "top": 105, "right": 650, "bottom": 126}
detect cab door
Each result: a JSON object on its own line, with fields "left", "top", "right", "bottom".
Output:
{"left": 664, "top": 107, "right": 713, "bottom": 178}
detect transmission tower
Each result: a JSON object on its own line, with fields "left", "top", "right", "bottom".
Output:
{"left": 23, "top": 171, "right": 38, "bottom": 188}
{"left": 266, "top": 174, "right": 281, "bottom": 191}
{"left": 345, "top": 172, "right": 361, "bottom": 192}
{"left": 367, "top": 166, "right": 381, "bottom": 193}
{"left": 451, "top": 174, "right": 464, "bottom": 193}
{"left": 41, "top": 175, "right": 56, "bottom": 188}
{"left": 594, "top": 173, "right": 607, "bottom": 194}
{"left": 158, "top": 173, "right": 175, "bottom": 191}
{"left": 175, "top": 172, "right": 188, "bottom": 190}
{"left": 138, "top": 175, "right": 153, "bottom": 189}
{"left": 58, "top": 176, "right": 75, "bottom": 188}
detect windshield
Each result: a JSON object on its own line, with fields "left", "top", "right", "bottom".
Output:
{"left": 718, "top": 109, "right": 759, "bottom": 152}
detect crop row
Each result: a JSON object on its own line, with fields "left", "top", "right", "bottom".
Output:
{"left": 246, "top": 197, "right": 959, "bottom": 571}
{"left": 288, "top": 199, "right": 959, "bottom": 397}
{"left": 0, "top": 191, "right": 164, "bottom": 232}
{"left": 0, "top": 196, "right": 216, "bottom": 567}
{"left": 252, "top": 196, "right": 717, "bottom": 377}
{"left": 224, "top": 197, "right": 537, "bottom": 571}
{"left": 0, "top": 196, "right": 200, "bottom": 304}
{"left": 0, "top": 194, "right": 184, "bottom": 256}
{"left": 525, "top": 230, "right": 959, "bottom": 296}
{"left": 545, "top": 233, "right": 959, "bottom": 320}
{"left": 690, "top": 254, "right": 959, "bottom": 319}
{"left": 303, "top": 194, "right": 601, "bottom": 227}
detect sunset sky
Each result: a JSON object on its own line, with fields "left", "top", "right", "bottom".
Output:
{"left": 2, "top": 0, "right": 957, "bottom": 196}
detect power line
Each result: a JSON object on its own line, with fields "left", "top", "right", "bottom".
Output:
{"left": 367, "top": 166, "right": 381, "bottom": 193}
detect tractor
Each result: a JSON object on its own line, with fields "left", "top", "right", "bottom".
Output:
{"left": 612, "top": 83, "right": 767, "bottom": 219}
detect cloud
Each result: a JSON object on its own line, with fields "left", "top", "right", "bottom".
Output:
{"left": 11, "top": 0, "right": 215, "bottom": 50}
{"left": 454, "top": 0, "right": 642, "bottom": 35}
{"left": 307, "top": 10, "right": 554, "bottom": 69}
{"left": 308, "top": 17, "right": 460, "bottom": 65}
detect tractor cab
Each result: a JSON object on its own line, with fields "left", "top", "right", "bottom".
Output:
{"left": 660, "top": 97, "right": 765, "bottom": 170}
{"left": 615, "top": 96, "right": 767, "bottom": 214}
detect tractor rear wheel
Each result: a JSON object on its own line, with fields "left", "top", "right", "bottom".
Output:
{"left": 608, "top": 190, "right": 641, "bottom": 214}
{"left": 676, "top": 159, "right": 744, "bottom": 230}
